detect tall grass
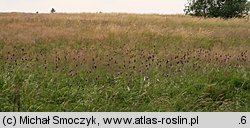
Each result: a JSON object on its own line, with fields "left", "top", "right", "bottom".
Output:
{"left": 0, "top": 13, "right": 249, "bottom": 111}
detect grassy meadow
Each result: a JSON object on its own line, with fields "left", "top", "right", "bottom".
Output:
{"left": 0, "top": 13, "right": 250, "bottom": 112}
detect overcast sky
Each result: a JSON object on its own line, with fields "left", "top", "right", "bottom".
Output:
{"left": 0, "top": 0, "right": 187, "bottom": 14}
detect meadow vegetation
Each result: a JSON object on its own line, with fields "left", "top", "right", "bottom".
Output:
{"left": 0, "top": 13, "right": 249, "bottom": 111}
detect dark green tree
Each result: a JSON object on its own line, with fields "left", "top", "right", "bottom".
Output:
{"left": 50, "top": 8, "right": 56, "bottom": 13}
{"left": 184, "top": 0, "right": 250, "bottom": 18}
{"left": 247, "top": 1, "right": 250, "bottom": 11}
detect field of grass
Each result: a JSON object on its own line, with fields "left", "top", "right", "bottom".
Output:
{"left": 0, "top": 13, "right": 250, "bottom": 112}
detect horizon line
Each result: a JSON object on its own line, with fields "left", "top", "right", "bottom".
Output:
{"left": 0, "top": 11, "right": 185, "bottom": 15}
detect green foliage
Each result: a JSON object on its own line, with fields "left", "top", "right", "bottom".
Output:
{"left": 247, "top": 1, "right": 250, "bottom": 11}
{"left": 185, "top": 0, "right": 250, "bottom": 18}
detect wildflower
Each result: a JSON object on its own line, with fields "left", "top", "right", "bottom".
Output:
{"left": 144, "top": 76, "right": 149, "bottom": 81}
